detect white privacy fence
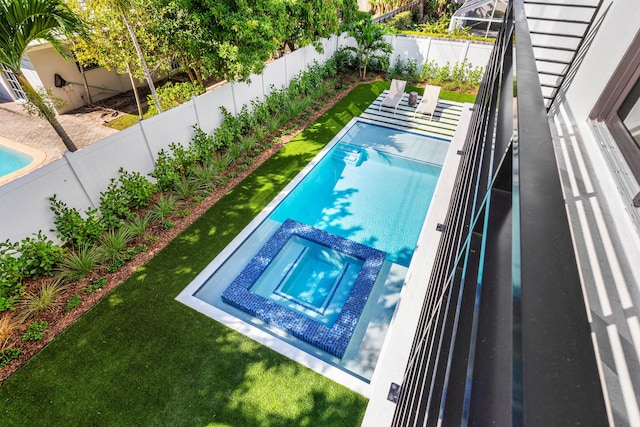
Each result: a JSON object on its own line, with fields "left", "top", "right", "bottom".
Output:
{"left": 0, "top": 35, "right": 492, "bottom": 243}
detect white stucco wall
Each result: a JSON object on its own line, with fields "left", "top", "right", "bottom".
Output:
{"left": 23, "top": 43, "right": 147, "bottom": 113}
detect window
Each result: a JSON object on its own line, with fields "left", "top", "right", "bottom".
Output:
{"left": 619, "top": 79, "right": 640, "bottom": 146}
{"left": 590, "top": 30, "right": 640, "bottom": 203}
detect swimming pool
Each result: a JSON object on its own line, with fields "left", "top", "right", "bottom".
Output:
{"left": 179, "top": 119, "right": 450, "bottom": 380}
{"left": 0, "top": 144, "right": 33, "bottom": 177}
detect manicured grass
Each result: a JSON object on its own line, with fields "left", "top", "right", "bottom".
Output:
{"left": 106, "top": 107, "right": 154, "bottom": 130}
{"left": 0, "top": 81, "right": 390, "bottom": 426}
{"left": 0, "top": 81, "right": 472, "bottom": 425}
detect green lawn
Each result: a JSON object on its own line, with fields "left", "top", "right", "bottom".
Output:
{"left": 0, "top": 81, "right": 474, "bottom": 426}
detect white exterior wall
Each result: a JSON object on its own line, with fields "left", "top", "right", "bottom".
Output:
{"left": 555, "top": 0, "right": 640, "bottom": 122}
{"left": 0, "top": 35, "right": 492, "bottom": 243}
{"left": 24, "top": 45, "right": 133, "bottom": 113}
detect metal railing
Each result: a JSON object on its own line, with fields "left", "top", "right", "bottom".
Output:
{"left": 389, "top": 1, "right": 608, "bottom": 425}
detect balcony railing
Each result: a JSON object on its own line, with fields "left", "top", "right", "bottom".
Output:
{"left": 389, "top": 1, "right": 609, "bottom": 425}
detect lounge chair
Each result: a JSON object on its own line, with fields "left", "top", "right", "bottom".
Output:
{"left": 415, "top": 85, "right": 441, "bottom": 120}
{"left": 379, "top": 79, "right": 407, "bottom": 114}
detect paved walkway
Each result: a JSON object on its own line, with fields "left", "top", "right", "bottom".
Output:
{"left": 0, "top": 100, "right": 118, "bottom": 167}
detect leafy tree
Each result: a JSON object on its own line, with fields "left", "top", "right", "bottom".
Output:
{"left": 0, "top": 0, "right": 87, "bottom": 152}
{"left": 279, "top": 0, "right": 359, "bottom": 54}
{"left": 83, "top": 0, "right": 163, "bottom": 113}
{"left": 166, "top": 0, "right": 281, "bottom": 81}
{"left": 343, "top": 14, "right": 392, "bottom": 79}
{"left": 69, "top": 0, "right": 163, "bottom": 118}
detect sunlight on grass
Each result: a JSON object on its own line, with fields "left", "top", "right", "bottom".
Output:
{"left": 108, "top": 294, "right": 124, "bottom": 306}
{"left": 0, "top": 80, "right": 481, "bottom": 425}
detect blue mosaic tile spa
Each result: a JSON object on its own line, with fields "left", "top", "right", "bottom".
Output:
{"left": 221, "top": 219, "right": 386, "bottom": 358}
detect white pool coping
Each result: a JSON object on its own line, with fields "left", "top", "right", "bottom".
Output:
{"left": 360, "top": 103, "right": 474, "bottom": 425}
{"left": 0, "top": 136, "right": 46, "bottom": 186}
{"left": 176, "top": 111, "right": 473, "bottom": 399}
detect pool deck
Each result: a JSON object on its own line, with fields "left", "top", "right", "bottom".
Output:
{"left": 360, "top": 95, "right": 474, "bottom": 426}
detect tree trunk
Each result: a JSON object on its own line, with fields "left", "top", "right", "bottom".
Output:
{"left": 78, "top": 62, "right": 93, "bottom": 105}
{"left": 126, "top": 62, "right": 144, "bottom": 119}
{"left": 121, "top": 12, "right": 162, "bottom": 114}
{"left": 16, "top": 74, "right": 78, "bottom": 152}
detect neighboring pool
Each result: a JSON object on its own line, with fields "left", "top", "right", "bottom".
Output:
{"left": 179, "top": 119, "right": 451, "bottom": 381}
{"left": 0, "top": 144, "right": 33, "bottom": 177}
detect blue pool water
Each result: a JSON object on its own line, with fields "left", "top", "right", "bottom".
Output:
{"left": 251, "top": 235, "right": 364, "bottom": 325}
{"left": 0, "top": 145, "right": 32, "bottom": 177}
{"left": 270, "top": 139, "right": 442, "bottom": 267}
{"left": 188, "top": 120, "right": 449, "bottom": 372}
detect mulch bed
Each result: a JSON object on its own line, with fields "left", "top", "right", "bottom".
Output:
{"left": 0, "top": 75, "right": 380, "bottom": 385}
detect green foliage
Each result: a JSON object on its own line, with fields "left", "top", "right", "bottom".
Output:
{"left": 0, "top": 348, "right": 21, "bottom": 368}
{"left": 20, "top": 280, "right": 64, "bottom": 320}
{"left": 106, "top": 259, "right": 126, "bottom": 273}
{"left": 58, "top": 245, "right": 103, "bottom": 282}
{"left": 149, "top": 194, "right": 178, "bottom": 222}
{"left": 343, "top": 14, "right": 392, "bottom": 78}
{"left": 418, "top": 58, "right": 484, "bottom": 91}
{"left": 147, "top": 81, "right": 205, "bottom": 114}
{"left": 383, "top": 11, "right": 416, "bottom": 31}
{"left": 161, "top": 220, "right": 175, "bottom": 230}
{"left": 173, "top": 176, "right": 199, "bottom": 201}
{"left": 122, "top": 214, "right": 152, "bottom": 240}
{"left": 99, "top": 229, "right": 132, "bottom": 264}
{"left": 388, "top": 56, "right": 419, "bottom": 82}
{"left": 99, "top": 168, "right": 156, "bottom": 229}
{"left": 49, "top": 195, "right": 105, "bottom": 249}
{"left": 22, "top": 320, "right": 48, "bottom": 341}
{"left": 418, "top": 15, "right": 452, "bottom": 34}
{"left": 191, "top": 163, "right": 225, "bottom": 193}
{"left": 82, "top": 277, "right": 106, "bottom": 294}
{"left": 127, "top": 244, "right": 148, "bottom": 257}
{"left": 65, "top": 294, "right": 81, "bottom": 312}
{"left": 150, "top": 149, "right": 182, "bottom": 192}
{"left": 0, "top": 232, "right": 63, "bottom": 313}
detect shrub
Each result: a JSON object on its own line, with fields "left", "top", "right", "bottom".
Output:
{"left": 151, "top": 149, "right": 183, "bottom": 192}
{"left": 99, "top": 168, "right": 156, "bottom": 228}
{"left": 22, "top": 320, "right": 48, "bottom": 341}
{"left": 384, "top": 11, "right": 415, "bottom": 31}
{"left": 58, "top": 245, "right": 103, "bottom": 282}
{"left": 99, "top": 229, "right": 132, "bottom": 264}
{"left": 82, "top": 277, "right": 106, "bottom": 294}
{"left": 3, "top": 232, "right": 66, "bottom": 280}
{"left": 49, "top": 195, "right": 105, "bottom": 249}
{"left": 149, "top": 194, "right": 179, "bottom": 222}
{"left": 0, "top": 348, "right": 21, "bottom": 368}
{"left": 0, "top": 315, "right": 20, "bottom": 348}
{"left": 0, "top": 243, "right": 25, "bottom": 312}
{"left": 191, "top": 163, "right": 225, "bottom": 193}
{"left": 388, "top": 56, "right": 419, "bottom": 82}
{"left": 20, "top": 279, "right": 65, "bottom": 320}
{"left": 191, "top": 127, "right": 217, "bottom": 164}
{"left": 173, "top": 176, "right": 199, "bottom": 201}
{"left": 122, "top": 214, "right": 152, "bottom": 240}
{"left": 147, "top": 81, "right": 205, "bottom": 114}
{"left": 418, "top": 58, "right": 484, "bottom": 91}
{"left": 65, "top": 294, "right": 81, "bottom": 312}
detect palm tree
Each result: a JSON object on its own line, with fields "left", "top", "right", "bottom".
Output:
{"left": 0, "top": 0, "right": 87, "bottom": 152}
{"left": 343, "top": 15, "right": 392, "bottom": 79}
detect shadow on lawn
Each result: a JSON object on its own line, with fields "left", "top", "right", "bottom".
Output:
{"left": 0, "top": 81, "right": 387, "bottom": 426}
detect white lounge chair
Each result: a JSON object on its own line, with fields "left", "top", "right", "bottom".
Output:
{"left": 379, "top": 79, "right": 407, "bottom": 114}
{"left": 415, "top": 85, "right": 441, "bottom": 120}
